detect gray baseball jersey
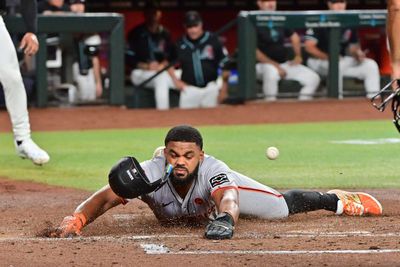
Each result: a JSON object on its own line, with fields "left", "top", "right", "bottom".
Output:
{"left": 124, "top": 152, "right": 289, "bottom": 223}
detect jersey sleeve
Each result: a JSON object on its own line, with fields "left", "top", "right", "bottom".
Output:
{"left": 212, "top": 35, "right": 226, "bottom": 65}
{"left": 20, "top": 0, "right": 37, "bottom": 34}
{"left": 201, "top": 156, "right": 238, "bottom": 197}
{"left": 305, "top": 28, "right": 319, "bottom": 43}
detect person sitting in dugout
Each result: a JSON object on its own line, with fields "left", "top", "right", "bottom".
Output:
{"left": 51, "top": 125, "right": 382, "bottom": 240}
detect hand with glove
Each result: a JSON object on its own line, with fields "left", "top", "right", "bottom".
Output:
{"left": 205, "top": 212, "right": 235, "bottom": 240}
{"left": 51, "top": 213, "right": 86, "bottom": 238}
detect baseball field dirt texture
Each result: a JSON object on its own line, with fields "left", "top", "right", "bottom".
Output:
{"left": 1, "top": 98, "right": 400, "bottom": 266}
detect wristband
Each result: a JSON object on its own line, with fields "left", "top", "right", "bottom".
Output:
{"left": 216, "top": 211, "right": 235, "bottom": 226}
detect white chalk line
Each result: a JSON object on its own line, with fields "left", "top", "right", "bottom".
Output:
{"left": 1, "top": 231, "right": 400, "bottom": 242}
{"left": 0, "top": 234, "right": 196, "bottom": 243}
{"left": 140, "top": 243, "right": 400, "bottom": 255}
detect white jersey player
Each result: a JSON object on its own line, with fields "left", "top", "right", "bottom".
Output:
{"left": 0, "top": 0, "right": 49, "bottom": 165}
{"left": 51, "top": 125, "right": 382, "bottom": 240}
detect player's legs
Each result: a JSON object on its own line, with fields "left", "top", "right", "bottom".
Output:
{"left": 0, "top": 19, "right": 30, "bottom": 141}
{"left": 0, "top": 18, "right": 49, "bottom": 165}
{"left": 200, "top": 79, "right": 220, "bottom": 108}
{"left": 232, "top": 171, "right": 289, "bottom": 218}
{"left": 282, "top": 190, "right": 338, "bottom": 214}
{"left": 340, "top": 56, "right": 380, "bottom": 98}
{"left": 179, "top": 85, "right": 202, "bottom": 109}
{"left": 131, "top": 69, "right": 171, "bottom": 110}
{"left": 256, "top": 63, "right": 280, "bottom": 101}
{"left": 308, "top": 57, "right": 344, "bottom": 98}
{"left": 281, "top": 62, "right": 321, "bottom": 100}
{"left": 73, "top": 62, "right": 96, "bottom": 101}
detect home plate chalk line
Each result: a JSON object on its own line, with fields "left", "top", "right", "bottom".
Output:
{"left": 1, "top": 230, "right": 400, "bottom": 242}
{"left": 1, "top": 231, "right": 400, "bottom": 255}
{"left": 140, "top": 243, "right": 400, "bottom": 255}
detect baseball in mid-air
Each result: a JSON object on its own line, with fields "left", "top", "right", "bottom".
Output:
{"left": 266, "top": 146, "right": 279, "bottom": 160}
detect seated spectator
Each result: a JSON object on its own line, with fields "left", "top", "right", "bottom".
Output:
{"left": 255, "top": 0, "right": 320, "bottom": 101}
{"left": 168, "top": 11, "right": 229, "bottom": 109}
{"left": 304, "top": 0, "right": 380, "bottom": 98}
{"left": 127, "top": 2, "right": 175, "bottom": 110}
{"left": 37, "top": 0, "right": 71, "bottom": 14}
{"left": 69, "top": 0, "right": 103, "bottom": 101}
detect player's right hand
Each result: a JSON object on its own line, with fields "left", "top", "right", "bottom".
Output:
{"left": 20, "top": 33, "right": 39, "bottom": 56}
{"left": 205, "top": 212, "right": 234, "bottom": 240}
{"left": 50, "top": 213, "right": 86, "bottom": 238}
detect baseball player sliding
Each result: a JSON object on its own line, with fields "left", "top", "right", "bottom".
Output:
{"left": 52, "top": 125, "right": 382, "bottom": 239}
{"left": 1, "top": 0, "right": 49, "bottom": 165}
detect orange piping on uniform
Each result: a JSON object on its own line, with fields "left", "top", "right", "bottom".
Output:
{"left": 238, "top": 186, "right": 283, "bottom": 198}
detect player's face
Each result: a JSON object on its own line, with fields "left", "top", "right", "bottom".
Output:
{"left": 185, "top": 22, "right": 204, "bottom": 40}
{"left": 257, "top": 0, "right": 277, "bottom": 11}
{"left": 145, "top": 9, "right": 162, "bottom": 25}
{"left": 165, "top": 141, "right": 204, "bottom": 182}
{"left": 327, "top": 1, "right": 347, "bottom": 10}
{"left": 48, "top": 0, "right": 65, "bottom": 8}
{"left": 70, "top": 3, "right": 85, "bottom": 13}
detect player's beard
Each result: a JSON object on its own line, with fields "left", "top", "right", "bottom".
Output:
{"left": 170, "top": 164, "right": 199, "bottom": 186}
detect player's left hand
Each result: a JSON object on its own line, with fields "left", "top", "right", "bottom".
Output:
{"left": 20, "top": 33, "right": 39, "bottom": 56}
{"left": 205, "top": 212, "right": 234, "bottom": 240}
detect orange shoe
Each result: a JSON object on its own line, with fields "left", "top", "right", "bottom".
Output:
{"left": 327, "top": 189, "right": 382, "bottom": 216}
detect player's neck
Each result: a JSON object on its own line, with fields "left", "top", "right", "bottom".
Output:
{"left": 173, "top": 181, "right": 194, "bottom": 199}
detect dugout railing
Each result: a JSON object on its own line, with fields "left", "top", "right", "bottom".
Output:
{"left": 4, "top": 13, "right": 125, "bottom": 107}
{"left": 237, "top": 10, "right": 387, "bottom": 100}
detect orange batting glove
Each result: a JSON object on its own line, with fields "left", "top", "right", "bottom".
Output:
{"left": 51, "top": 213, "right": 87, "bottom": 238}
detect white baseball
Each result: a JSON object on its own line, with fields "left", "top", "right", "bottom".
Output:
{"left": 266, "top": 146, "right": 279, "bottom": 160}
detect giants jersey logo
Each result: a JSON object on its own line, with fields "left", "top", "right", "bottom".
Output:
{"left": 201, "top": 45, "right": 214, "bottom": 60}
{"left": 209, "top": 174, "right": 229, "bottom": 188}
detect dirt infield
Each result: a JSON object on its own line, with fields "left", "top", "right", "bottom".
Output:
{"left": 1, "top": 98, "right": 400, "bottom": 266}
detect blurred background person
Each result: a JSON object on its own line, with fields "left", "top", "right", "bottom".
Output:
{"left": 168, "top": 11, "right": 229, "bottom": 109}
{"left": 126, "top": 1, "right": 175, "bottom": 110}
{"left": 305, "top": 0, "right": 380, "bottom": 98}
{"left": 255, "top": 0, "right": 320, "bottom": 101}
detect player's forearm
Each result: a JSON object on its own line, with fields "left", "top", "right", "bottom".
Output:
{"left": 256, "top": 49, "right": 279, "bottom": 67}
{"left": 290, "top": 33, "right": 302, "bottom": 59}
{"left": 305, "top": 41, "right": 328, "bottom": 60}
{"left": 74, "top": 185, "right": 122, "bottom": 224}
{"left": 20, "top": 0, "right": 38, "bottom": 34}
{"left": 217, "top": 190, "right": 239, "bottom": 223}
{"left": 387, "top": 0, "right": 400, "bottom": 78}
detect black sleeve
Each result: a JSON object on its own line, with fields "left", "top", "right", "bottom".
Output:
{"left": 213, "top": 35, "right": 226, "bottom": 64}
{"left": 20, "top": 0, "right": 38, "bottom": 34}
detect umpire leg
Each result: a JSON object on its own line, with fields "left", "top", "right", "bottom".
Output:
{"left": 282, "top": 190, "right": 339, "bottom": 214}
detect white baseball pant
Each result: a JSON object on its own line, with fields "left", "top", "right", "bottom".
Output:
{"left": 179, "top": 77, "right": 222, "bottom": 109}
{"left": 0, "top": 16, "right": 30, "bottom": 141}
{"left": 72, "top": 62, "right": 97, "bottom": 101}
{"left": 307, "top": 56, "right": 380, "bottom": 98}
{"left": 256, "top": 61, "right": 321, "bottom": 101}
{"left": 131, "top": 69, "right": 177, "bottom": 110}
